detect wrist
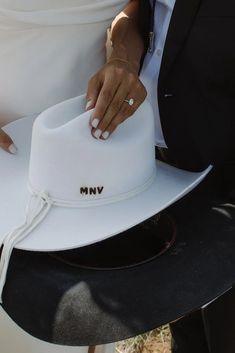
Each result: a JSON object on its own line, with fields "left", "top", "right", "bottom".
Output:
{"left": 108, "top": 47, "right": 141, "bottom": 74}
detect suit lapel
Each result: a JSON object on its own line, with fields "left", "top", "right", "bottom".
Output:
{"left": 159, "top": 0, "right": 202, "bottom": 83}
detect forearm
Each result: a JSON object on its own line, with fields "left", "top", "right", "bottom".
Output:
{"left": 109, "top": 0, "right": 144, "bottom": 74}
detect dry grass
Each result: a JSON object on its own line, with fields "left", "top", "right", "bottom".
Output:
{"left": 116, "top": 326, "right": 171, "bottom": 353}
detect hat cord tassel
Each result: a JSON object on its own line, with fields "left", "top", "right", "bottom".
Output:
{"left": 0, "top": 191, "right": 52, "bottom": 303}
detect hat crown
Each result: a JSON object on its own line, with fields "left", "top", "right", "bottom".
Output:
{"left": 28, "top": 95, "right": 156, "bottom": 205}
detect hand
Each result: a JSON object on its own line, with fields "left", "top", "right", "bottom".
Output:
{"left": 86, "top": 58, "right": 147, "bottom": 140}
{"left": 0, "top": 128, "right": 17, "bottom": 154}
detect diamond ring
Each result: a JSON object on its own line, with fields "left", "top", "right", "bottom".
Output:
{"left": 124, "top": 98, "right": 135, "bottom": 106}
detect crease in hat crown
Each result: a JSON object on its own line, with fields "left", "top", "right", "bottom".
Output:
{"left": 0, "top": 95, "right": 156, "bottom": 302}
{"left": 28, "top": 95, "right": 156, "bottom": 204}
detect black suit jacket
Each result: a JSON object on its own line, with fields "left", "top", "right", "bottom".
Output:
{"left": 139, "top": 0, "right": 235, "bottom": 171}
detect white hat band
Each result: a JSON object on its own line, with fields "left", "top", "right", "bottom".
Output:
{"left": 29, "top": 171, "right": 156, "bottom": 208}
{"left": 0, "top": 192, "right": 52, "bottom": 302}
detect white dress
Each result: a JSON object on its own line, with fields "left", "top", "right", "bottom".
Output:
{"left": 0, "top": 0, "right": 128, "bottom": 120}
{"left": 0, "top": 1, "right": 128, "bottom": 352}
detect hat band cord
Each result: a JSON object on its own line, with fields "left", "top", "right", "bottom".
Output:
{"left": 0, "top": 191, "right": 52, "bottom": 303}
{"left": 0, "top": 171, "right": 156, "bottom": 303}
{"left": 28, "top": 171, "right": 157, "bottom": 208}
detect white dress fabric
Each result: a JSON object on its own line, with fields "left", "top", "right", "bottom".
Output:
{"left": 0, "top": 1, "right": 127, "bottom": 352}
{"left": 0, "top": 0, "right": 127, "bottom": 119}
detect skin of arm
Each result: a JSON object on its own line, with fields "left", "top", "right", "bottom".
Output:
{"left": 86, "top": 0, "right": 147, "bottom": 140}
{"left": 109, "top": 0, "right": 144, "bottom": 74}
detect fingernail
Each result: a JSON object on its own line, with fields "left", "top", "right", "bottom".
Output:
{"left": 91, "top": 118, "right": 99, "bottom": 129}
{"left": 86, "top": 100, "right": 93, "bottom": 110}
{"left": 8, "top": 143, "right": 17, "bottom": 154}
{"left": 102, "top": 131, "right": 110, "bottom": 140}
{"left": 94, "top": 129, "right": 102, "bottom": 139}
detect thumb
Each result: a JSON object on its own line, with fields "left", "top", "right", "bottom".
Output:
{"left": 86, "top": 75, "right": 102, "bottom": 111}
{"left": 0, "top": 129, "right": 17, "bottom": 154}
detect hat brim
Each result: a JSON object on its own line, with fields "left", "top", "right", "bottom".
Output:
{"left": 0, "top": 116, "right": 211, "bottom": 251}
{"left": 2, "top": 164, "right": 235, "bottom": 346}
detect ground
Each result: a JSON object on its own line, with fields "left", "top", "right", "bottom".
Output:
{"left": 116, "top": 326, "right": 171, "bottom": 353}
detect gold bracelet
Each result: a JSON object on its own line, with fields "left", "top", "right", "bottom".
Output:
{"left": 107, "top": 58, "right": 130, "bottom": 65}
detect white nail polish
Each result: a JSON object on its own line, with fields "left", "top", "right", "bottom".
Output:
{"left": 94, "top": 129, "right": 102, "bottom": 139}
{"left": 8, "top": 143, "right": 17, "bottom": 154}
{"left": 86, "top": 100, "right": 92, "bottom": 110}
{"left": 102, "top": 131, "right": 110, "bottom": 140}
{"left": 91, "top": 118, "right": 99, "bottom": 129}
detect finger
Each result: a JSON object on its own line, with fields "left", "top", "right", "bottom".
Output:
{"left": 101, "top": 83, "right": 147, "bottom": 139}
{"left": 90, "top": 76, "right": 120, "bottom": 135}
{"left": 91, "top": 80, "right": 129, "bottom": 138}
{"left": 101, "top": 99, "right": 142, "bottom": 139}
{"left": 0, "top": 129, "right": 17, "bottom": 154}
{"left": 86, "top": 75, "right": 102, "bottom": 111}
{"left": 101, "top": 82, "right": 147, "bottom": 140}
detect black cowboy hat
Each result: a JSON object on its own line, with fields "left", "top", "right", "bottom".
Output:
{"left": 1, "top": 162, "right": 235, "bottom": 347}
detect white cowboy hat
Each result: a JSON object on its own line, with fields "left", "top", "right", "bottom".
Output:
{"left": 0, "top": 95, "right": 211, "bottom": 299}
